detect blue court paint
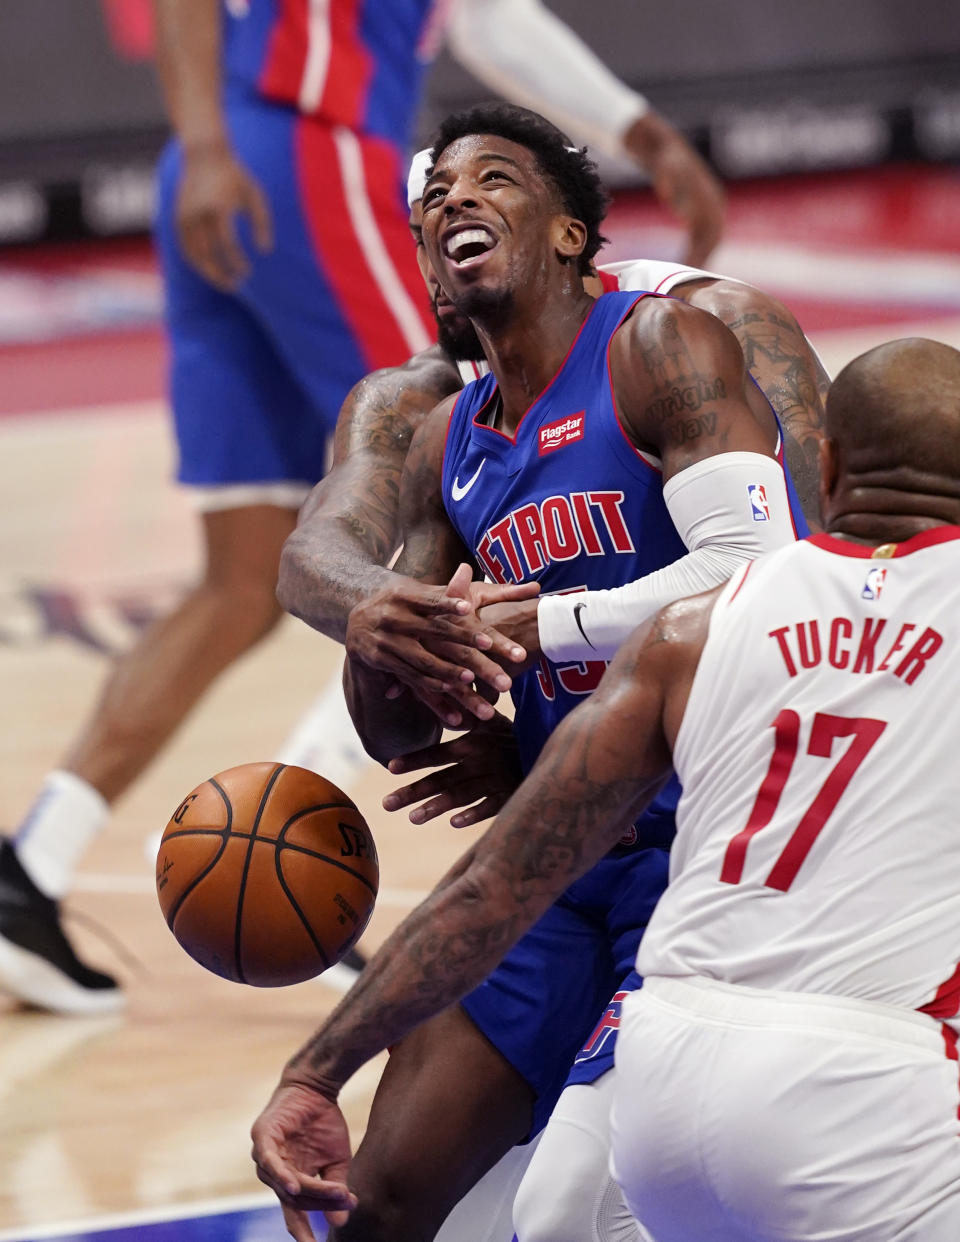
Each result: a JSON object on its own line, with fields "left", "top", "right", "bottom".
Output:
{"left": 0, "top": 1199, "right": 327, "bottom": 1242}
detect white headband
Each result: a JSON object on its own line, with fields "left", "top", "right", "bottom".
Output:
{"left": 406, "top": 143, "right": 582, "bottom": 207}
{"left": 406, "top": 148, "right": 432, "bottom": 208}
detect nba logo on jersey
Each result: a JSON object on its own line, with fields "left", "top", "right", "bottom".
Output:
{"left": 862, "top": 566, "right": 888, "bottom": 600}
{"left": 747, "top": 483, "right": 770, "bottom": 521}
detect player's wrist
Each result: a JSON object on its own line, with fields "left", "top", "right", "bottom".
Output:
{"left": 180, "top": 131, "right": 233, "bottom": 162}
{"left": 538, "top": 594, "right": 595, "bottom": 663}
{"left": 281, "top": 1059, "right": 344, "bottom": 1103}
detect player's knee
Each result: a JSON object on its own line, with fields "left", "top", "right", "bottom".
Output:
{"left": 514, "top": 1150, "right": 594, "bottom": 1242}
{"left": 331, "top": 1179, "right": 442, "bottom": 1242}
{"left": 515, "top": 1167, "right": 638, "bottom": 1242}
{"left": 199, "top": 574, "right": 285, "bottom": 645}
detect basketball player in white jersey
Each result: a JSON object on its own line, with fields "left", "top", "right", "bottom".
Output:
{"left": 252, "top": 336, "right": 960, "bottom": 1242}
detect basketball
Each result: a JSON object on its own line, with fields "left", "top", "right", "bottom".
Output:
{"left": 156, "top": 762, "right": 378, "bottom": 987}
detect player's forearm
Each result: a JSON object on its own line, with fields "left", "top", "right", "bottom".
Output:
{"left": 342, "top": 656, "right": 440, "bottom": 766}
{"left": 539, "top": 452, "right": 797, "bottom": 662}
{"left": 283, "top": 695, "right": 654, "bottom": 1092}
{"left": 152, "top": 0, "right": 227, "bottom": 151}
{"left": 277, "top": 527, "right": 396, "bottom": 644}
{"left": 448, "top": 0, "right": 647, "bottom": 159}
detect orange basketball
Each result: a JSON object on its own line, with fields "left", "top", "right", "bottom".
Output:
{"left": 156, "top": 762, "right": 378, "bottom": 987}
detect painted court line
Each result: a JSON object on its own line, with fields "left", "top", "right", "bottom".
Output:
{"left": 0, "top": 1193, "right": 277, "bottom": 1242}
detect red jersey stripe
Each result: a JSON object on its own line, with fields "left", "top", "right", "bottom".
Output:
{"left": 260, "top": 0, "right": 310, "bottom": 104}
{"left": 319, "top": 0, "right": 372, "bottom": 124}
{"left": 919, "top": 962, "right": 960, "bottom": 1021}
{"left": 295, "top": 121, "right": 430, "bottom": 369}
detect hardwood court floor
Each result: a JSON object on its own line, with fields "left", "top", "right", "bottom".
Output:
{"left": 1, "top": 164, "right": 959, "bottom": 1239}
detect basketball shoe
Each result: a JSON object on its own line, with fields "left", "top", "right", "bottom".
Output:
{"left": 0, "top": 838, "right": 124, "bottom": 1015}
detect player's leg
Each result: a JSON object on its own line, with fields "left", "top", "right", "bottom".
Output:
{"left": 680, "top": 278, "right": 829, "bottom": 526}
{"left": 332, "top": 1004, "right": 536, "bottom": 1242}
{"left": 513, "top": 984, "right": 645, "bottom": 1242}
{"left": 0, "top": 141, "right": 319, "bottom": 1015}
{"left": 334, "top": 902, "right": 616, "bottom": 1242}
{"left": 612, "top": 978, "right": 960, "bottom": 1242}
{"left": 435, "top": 1135, "right": 541, "bottom": 1242}
{"left": 514, "top": 848, "right": 670, "bottom": 1242}
{"left": 513, "top": 1075, "right": 643, "bottom": 1242}
{"left": 59, "top": 503, "right": 295, "bottom": 802}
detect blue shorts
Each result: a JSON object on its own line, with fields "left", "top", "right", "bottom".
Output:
{"left": 460, "top": 847, "right": 669, "bottom": 1137}
{"left": 565, "top": 968, "right": 643, "bottom": 1087}
{"left": 154, "top": 89, "right": 432, "bottom": 491}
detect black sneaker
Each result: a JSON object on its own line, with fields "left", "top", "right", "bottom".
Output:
{"left": 319, "top": 944, "right": 367, "bottom": 993}
{"left": 0, "top": 838, "right": 124, "bottom": 1014}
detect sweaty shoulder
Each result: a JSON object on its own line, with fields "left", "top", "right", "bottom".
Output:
{"left": 332, "top": 345, "right": 461, "bottom": 464}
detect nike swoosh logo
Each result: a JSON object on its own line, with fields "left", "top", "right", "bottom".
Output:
{"left": 451, "top": 458, "right": 486, "bottom": 502}
{"left": 573, "top": 601, "right": 596, "bottom": 651}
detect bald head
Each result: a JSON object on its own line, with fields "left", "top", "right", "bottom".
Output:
{"left": 827, "top": 337, "right": 960, "bottom": 477}
{"left": 819, "top": 337, "right": 960, "bottom": 539}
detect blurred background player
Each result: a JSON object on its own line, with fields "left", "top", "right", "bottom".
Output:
{"left": 0, "top": 0, "right": 725, "bottom": 1016}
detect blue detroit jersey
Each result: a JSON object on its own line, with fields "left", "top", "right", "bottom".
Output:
{"left": 442, "top": 290, "right": 810, "bottom": 849}
{"left": 443, "top": 291, "right": 688, "bottom": 847}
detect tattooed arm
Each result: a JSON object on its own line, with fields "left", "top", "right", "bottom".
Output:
{"left": 343, "top": 398, "right": 533, "bottom": 761}
{"left": 250, "top": 588, "right": 717, "bottom": 1236}
{"left": 276, "top": 347, "right": 460, "bottom": 643}
{"left": 679, "top": 279, "right": 828, "bottom": 530}
{"left": 529, "top": 299, "right": 799, "bottom": 664}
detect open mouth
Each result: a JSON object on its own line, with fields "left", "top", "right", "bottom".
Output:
{"left": 442, "top": 223, "right": 498, "bottom": 269}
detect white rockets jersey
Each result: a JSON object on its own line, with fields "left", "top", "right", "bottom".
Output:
{"left": 599, "top": 257, "right": 726, "bottom": 295}
{"left": 637, "top": 527, "right": 960, "bottom": 1026}
{"left": 454, "top": 260, "right": 722, "bottom": 386}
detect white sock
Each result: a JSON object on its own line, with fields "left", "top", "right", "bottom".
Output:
{"left": 14, "top": 770, "right": 110, "bottom": 899}
{"left": 275, "top": 659, "right": 372, "bottom": 792}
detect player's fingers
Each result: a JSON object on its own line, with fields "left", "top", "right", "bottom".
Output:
{"left": 210, "top": 210, "right": 251, "bottom": 286}
{"left": 382, "top": 767, "right": 460, "bottom": 813}
{"left": 444, "top": 562, "right": 476, "bottom": 600}
{"left": 180, "top": 217, "right": 235, "bottom": 291}
{"left": 281, "top": 1205, "right": 316, "bottom": 1242}
{"left": 469, "top": 579, "right": 541, "bottom": 607}
{"left": 421, "top": 638, "right": 515, "bottom": 691}
{"left": 361, "top": 640, "right": 465, "bottom": 690}
{"left": 450, "top": 796, "right": 504, "bottom": 828}
{"left": 472, "top": 624, "right": 527, "bottom": 666}
{"left": 253, "top": 1143, "right": 302, "bottom": 1198}
{"left": 386, "top": 741, "right": 458, "bottom": 777}
{"left": 243, "top": 178, "right": 275, "bottom": 253}
{"left": 407, "top": 777, "right": 494, "bottom": 824}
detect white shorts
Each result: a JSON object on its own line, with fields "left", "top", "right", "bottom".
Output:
{"left": 610, "top": 976, "right": 960, "bottom": 1242}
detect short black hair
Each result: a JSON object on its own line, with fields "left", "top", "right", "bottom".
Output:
{"left": 428, "top": 103, "right": 609, "bottom": 275}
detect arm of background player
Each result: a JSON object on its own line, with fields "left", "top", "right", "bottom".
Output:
{"left": 447, "top": 0, "right": 724, "bottom": 266}
{"left": 534, "top": 300, "right": 798, "bottom": 662}
{"left": 153, "top": 0, "right": 272, "bottom": 289}
{"left": 251, "top": 593, "right": 716, "bottom": 1233}
{"left": 276, "top": 353, "right": 461, "bottom": 642}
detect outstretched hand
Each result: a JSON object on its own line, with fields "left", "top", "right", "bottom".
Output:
{"left": 384, "top": 710, "right": 522, "bottom": 828}
{"left": 623, "top": 110, "right": 725, "bottom": 269}
{"left": 251, "top": 1081, "right": 356, "bottom": 1241}
{"left": 345, "top": 565, "right": 539, "bottom": 724}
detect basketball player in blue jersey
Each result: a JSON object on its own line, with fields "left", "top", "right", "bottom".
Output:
{"left": 0, "top": 0, "right": 725, "bottom": 1016}
{"left": 248, "top": 104, "right": 808, "bottom": 1242}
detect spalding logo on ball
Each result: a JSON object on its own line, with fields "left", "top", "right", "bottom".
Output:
{"left": 156, "top": 762, "right": 378, "bottom": 986}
